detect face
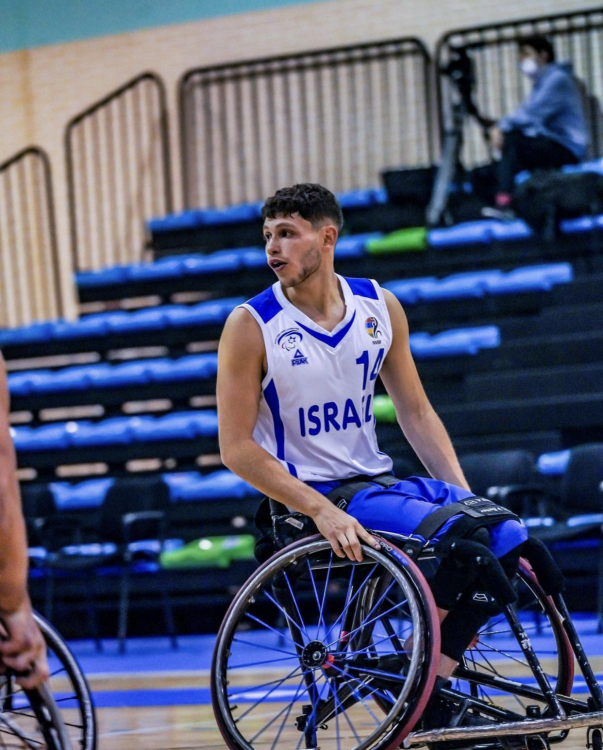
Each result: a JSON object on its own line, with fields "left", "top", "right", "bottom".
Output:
{"left": 519, "top": 45, "right": 548, "bottom": 66}
{"left": 263, "top": 213, "right": 328, "bottom": 288}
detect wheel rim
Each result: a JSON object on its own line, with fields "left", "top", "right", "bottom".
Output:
{"left": 0, "top": 613, "right": 96, "bottom": 750}
{"left": 212, "top": 539, "right": 434, "bottom": 750}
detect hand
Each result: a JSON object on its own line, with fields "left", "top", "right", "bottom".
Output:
{"left": 490, "top": 126, "right": 504, "bottom": 151}
{"left": 0, "top": 601, "right": 48, "bottom": 688}
{"left": 312, "top": 502, "right": 380, "bottom": 562}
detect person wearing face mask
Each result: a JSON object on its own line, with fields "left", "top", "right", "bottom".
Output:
{"left": 484, "top": 34, "right": 587, "bottom": 219}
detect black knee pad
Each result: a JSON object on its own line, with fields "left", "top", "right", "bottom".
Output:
{"left": 467, "top": 526, "right": 490, "bottom": 548}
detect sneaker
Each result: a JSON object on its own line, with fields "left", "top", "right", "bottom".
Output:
{"left": 481, "top": 206, "right": 517, "bottom": 222}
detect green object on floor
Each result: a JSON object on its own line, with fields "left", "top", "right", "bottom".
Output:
{"left": 373, "top": 395, "right": 396, "bottom": 423}
{"left": 160, "top": 534, "right": 255, "bottom": 569}
{"left": 366, "top": 227, "right": 427, "bottom": 254}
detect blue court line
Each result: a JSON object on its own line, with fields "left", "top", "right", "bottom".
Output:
{"left": 87, "top": 676, "right": 603, "bottom": 708}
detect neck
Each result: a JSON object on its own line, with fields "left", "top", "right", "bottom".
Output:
{"left": 281, "top": 261, "right": 345, "bottom": 330}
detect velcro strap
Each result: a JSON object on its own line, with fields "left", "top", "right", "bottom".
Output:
{"left": 325, "top": 473, "right": 400, "bottom": 511}
{"left": 413, "top": 496, "right": 518, "bottom": 542}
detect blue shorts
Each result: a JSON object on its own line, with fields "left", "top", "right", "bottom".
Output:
{"left": 309, "top": 475, "right": 527, "bottom": 559}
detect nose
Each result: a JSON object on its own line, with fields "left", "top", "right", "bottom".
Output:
{"left": 266, "top": 235, "right": 280, "bottom": 255}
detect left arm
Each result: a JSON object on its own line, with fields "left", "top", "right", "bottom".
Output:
{"left": 379, "top": 290, "right": 470, "bottom": 491}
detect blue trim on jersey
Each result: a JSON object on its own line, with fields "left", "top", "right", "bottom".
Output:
{"left": 295, "top": 311, "right": 356, "bottom": 349}
{"left": 264, "top": 379, "right": 298, "bottom": 477}
{"left": 344, "top": 277, "right": 379, "bottom": 300}
{"left": 246, "top": 287, "right": 282, "bottom": 324}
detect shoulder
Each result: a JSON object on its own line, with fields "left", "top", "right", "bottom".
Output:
{"left": 244, "top": 286, "right": 282, "bottom": 324}
{"left": 341, "top": 276, "right": 381, "bottom": 300}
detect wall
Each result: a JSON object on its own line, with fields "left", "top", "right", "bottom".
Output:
{"left": 0, "top": 0, "right": 599, "bottom": 320}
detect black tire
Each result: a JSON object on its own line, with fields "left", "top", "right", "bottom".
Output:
{"left": 212, "top": 535, "right": 440, "bottom": 750}
{"left": 0, "top": 612, "right": 96, "bottom": 750}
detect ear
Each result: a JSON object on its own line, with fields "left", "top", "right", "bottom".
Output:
{"left": 322, "top": 225, "right": 338, "bottom": 251}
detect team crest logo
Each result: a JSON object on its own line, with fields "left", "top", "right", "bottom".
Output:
{"left": 276, "top": 328, "right": 308, "bottom": 365}
{"left": 365, "top": 317, "right": 381, "bottom": 339}
{"left": 276, "top": 328, "right": 303, "bottom": 351}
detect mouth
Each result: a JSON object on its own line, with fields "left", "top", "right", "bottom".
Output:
{"left": 269, "top": 259, "right": 287, "bottom": 272}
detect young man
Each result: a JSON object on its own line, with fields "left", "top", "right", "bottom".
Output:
{"left": 485, "top": 34, "right": 587, "bottom": 218}
{"left": 217, "top": 183, "right": 526, "bottom": 698}
{"left": 0, "top": 354, "right": 48, "bottom": 688}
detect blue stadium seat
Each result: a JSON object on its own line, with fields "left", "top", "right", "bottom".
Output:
{"left": 105, "top": 307, "right": 170, "bottom": 335}
{"left": 51, "top": 315, "right": 111, "bottom": 340}
{"left": 11, "top": 423, "right": 71, "bottom": 452}
{"left": 127, "top": 258, "right": 185, "bottom": 282}
{"left": 383, "top": 277, "right": 437, "bottom": 305}
{"left": 409, "top": 326, "right": 500, "bottom": 358}
{"left": 69, "top": 417, "right": 134, "bottom": 447}
{"left": 419, "top": 271, "right": 503, "bottom": 301}
{"left": 8, "top": 370, "right": 54, "bottom": 397}
{"left": 130, "top": 410, "right": 218, "bottom": 442}
{"left": 240, "top": 247, "right": 267, "bottom": 268}
{"left": 196, "top": 203, "right": 261, "bottom": 225}
{"left": 335, "top": 233, "right": 382, "bottom": 259}
{"left": 50, "top": 478, "right": 115, "bottom": 511}
{"left": 76, "top": 265, "right": 130, "bottom": 288}
{"left": 86, "top": 361, "right": 151, "bottom": 389}
{"left": 32, "top": 365, "right": 94, "bottom": 393}
{"left": 180, "top": 250, "right": 243, "bottom": 277}
{"left": 486, "top": 263, "right": 573, "bottom": 295}
{"left": 537, "top": 449, "right": 571, "bottom": 476}
{"left": 562, "top": 157, "right": 603, "bottom": 176}
{"left": 146, "top": 353, "right": 218, "bottom": 383}
{"left": 560, "top": 214, "right": 603, "bottom": 234}
{"left": 164, "top": 469, "right": 260, "bottom": 502}
{"left": 427, "top": 220, "right": 495, "bottom": 248}
{"left": 490, "top": 220, "right": 533, "bottom": 241}
{"left": 0, "top": 322, "right": 54, "bottom": 348}
{"left": 147, "top": 210, "right": 203, "bottom": 233}
{"left": 337, "top": 188, "right": 380, "bottom": 209}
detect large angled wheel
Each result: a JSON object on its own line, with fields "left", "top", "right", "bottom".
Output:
{"left": 212, "top": 535, "right": 440, "bottom": 750}
{"left": 427, "top": 559, "right": 574, "bottom": 746}
{"left": 0, "top": 612, "right": 96, "bottom": 750}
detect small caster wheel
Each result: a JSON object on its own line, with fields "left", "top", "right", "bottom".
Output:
{"left": 589, "top": 728, "right": 603, "bottom": 750}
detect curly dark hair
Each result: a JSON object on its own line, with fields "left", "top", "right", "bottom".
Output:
{"left": 262, "top": 183, "right": 344, "bottom": 231}
{"left": 518, "top": 34, "right": 555, "bottom": 63}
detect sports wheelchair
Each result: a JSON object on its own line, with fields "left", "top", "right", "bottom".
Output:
{"left": 212, "top": 501, "right": 603, "bottom": 750}
{"left": 0, "top": 611, "right": 96, "bottom": 750}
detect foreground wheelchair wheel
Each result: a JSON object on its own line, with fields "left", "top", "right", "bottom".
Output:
{"left": 0, "top": 612, "right": 96, "bottom": 750}
{"left": 435, "top": 559, "right": 574, "bottom": 744}
{"left": 212, "top": 535, "right": 439, "bottom": 750}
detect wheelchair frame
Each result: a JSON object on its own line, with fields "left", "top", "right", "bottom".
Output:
{"left": 212, "top": 530, "right": 603, "bottom": 750}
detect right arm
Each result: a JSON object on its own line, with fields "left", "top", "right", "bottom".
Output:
{"left": 217, "top": 307, "right": 379, "bottom": 561}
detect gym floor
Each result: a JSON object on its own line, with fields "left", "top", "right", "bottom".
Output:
{"left": 67, "top": 615, "right": 603, "bottom": 750}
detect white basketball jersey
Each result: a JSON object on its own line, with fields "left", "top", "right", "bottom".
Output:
{"left": 240, "top": 275, "right": 394, "bottom": 482}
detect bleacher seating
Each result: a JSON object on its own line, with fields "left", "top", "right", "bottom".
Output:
{"left": 6, "top": 172, "right": 603, "bottom": 637}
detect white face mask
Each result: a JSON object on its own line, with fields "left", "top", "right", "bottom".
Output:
{"left": 520, "top": 58, "right": 540, "bottom": 79}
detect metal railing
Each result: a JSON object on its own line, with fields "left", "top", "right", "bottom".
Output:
{"left": 65, "top": 72, "right": 173, "bottom": 272}
{"left": 179, "top": 38, "right": 433, "bottom": 209}
{"left": 0, "top": 147, "right": 62, "bottom": 328}
{"left": 437, "top": 8, "right": 603, "bottom": 168}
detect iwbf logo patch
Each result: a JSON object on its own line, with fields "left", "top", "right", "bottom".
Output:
{"left": 365, "top": 317, "right": 382, "bottom": 344}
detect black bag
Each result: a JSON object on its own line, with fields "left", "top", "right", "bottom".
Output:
{"left": 254, "top": 497, "right": 317, "bottom": 563}
{"left": 513, "top": 170, "right": 603, "bottom": 238}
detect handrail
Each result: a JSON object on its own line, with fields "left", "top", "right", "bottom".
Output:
{"left": 0, "top": 146, "right": 63, "bottom": 327}
{"left": 65, "top": 72, "right": 173, "bottom": 272}
{"left": 179, "top": 38, "right": 433, "bottom": 209}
